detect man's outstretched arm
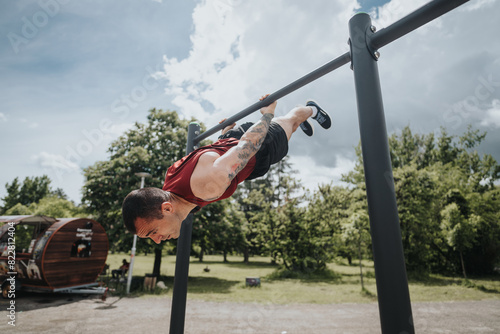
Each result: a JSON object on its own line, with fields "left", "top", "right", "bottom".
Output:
{"left": 222, "top": 112, "right": 274, "bottom": 180}
{"left": 190, "top": 95, "right": 277, "bottom": 201}
{"left": 215, "top": 95, "right": 276, "bottom": 180}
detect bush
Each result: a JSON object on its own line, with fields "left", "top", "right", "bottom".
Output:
{"left": 266, "top": 266, "right": 341, "bottom": 281}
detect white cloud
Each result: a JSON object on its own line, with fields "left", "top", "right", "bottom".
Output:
{"left": 156, "top": 0, "right": 500, "bottom": 193}
{"left": 373, "top": 0, "right": 429, "bottom": 30}
{"left": 158, "top": 0, "right": 358, "bottom": 124}
{"left": 460, "top": 0, "right": 496, "bottom": 12}
{"left": 19, "top": 117, "right": 39, "bottom": 129}
{"left": 0, "top": 112, "right": 6, "bottom": 122}
{"left": 103, "top": 122, "right": 135, "bottom": 138}
{"left": 157, "top": 0, "right": 250, "bottom": 122}
{"left": 480, "top": 99, "right": 500, "bottom": 128}
{"left": 289, "top": 154, "right": 355, "bottom": 192}
{"left": 32, "top": 152, "right": 80, "bottom": 171}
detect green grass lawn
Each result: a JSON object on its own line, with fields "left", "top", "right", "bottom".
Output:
{"left": 103, "top": 253, "right": 500, "bottom": 304}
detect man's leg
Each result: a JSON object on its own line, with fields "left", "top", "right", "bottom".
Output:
{"left": 274, "top": 101, "right": 331, "bottom": 139}
{"left": 273, "top": 106, "right": 313, "bottom": 140}
{"left": 246, "top": 101, "right": 331, "bottom": 180}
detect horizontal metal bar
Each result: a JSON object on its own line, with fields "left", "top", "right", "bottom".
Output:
{"left": 52, "top": 283, "right": 102, "bottom": 293}
{"left": 194, "top": 51, "right": 351, "bottom": 143}
{"left": 371, "top": 0, "right": 470, "bottom": 50}
{"left": 58, "top": 287, "right": 108, "bottom": 295}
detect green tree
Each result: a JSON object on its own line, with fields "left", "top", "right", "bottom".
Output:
{"left": 307, "top": 184, "right": 353, "bottom": 263}
{"left": 5, "top": 195, "right": 82, "bottom": 218}
{"left": 270, "top": 160, "right": 338, "bottom": 273}
{"left": 342, "top": 125, "right": 500, "bottom": 275}
{"left": 463, "top": 188, "right": 500, "bottom": 274}
{"left": 29, "top": 196, "right": 83, "bottom": 218}
{"left": 440, "top": 203, "right": 479, "bottom": 278}
{"left": 393, "top": 164, "right": 438, "bottom": 272}
{"left": 83, "top": 109, "right": 205, "bottom": 276}
{"left": 4, "top": 203, "right": 31, "bottom": 215}
{"left": 211, "top": 202, "right": 247, "bottom": 262}
{"left": 232, "top": 157, "right": 297, "bottom": 263}
{"left": 387, "top": 125, "right": 499, "bottom": 190}
{"left": 1, "top": 175, "right": 67, "bottom": 213}
{"left": 274, "top": 198, "right": 311, "bottom": 272}
{"left": 234, "top": 181, "right": 272, "bottom": 263}
{"left": 192, "top": 199, "right": 246, "bottom": 262}
{"left": 1, "top": 177, "right": 21, "bottom": 212}
{"left": 233, "top": 156, "right": 336, "bottom": 274}
{"left": 342, "top": 211, "right": 370, "bottom": 289}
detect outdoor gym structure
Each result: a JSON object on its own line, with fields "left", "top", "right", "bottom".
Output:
{"left": 168, "top": 0, "right": 471, "bottom": 333}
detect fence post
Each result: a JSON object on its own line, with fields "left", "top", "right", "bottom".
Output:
{"left": 349, "top": 13, "right": 414, "bottom": 334}
{"left": 169, "top": 122, "right": 200, "bottom": 334}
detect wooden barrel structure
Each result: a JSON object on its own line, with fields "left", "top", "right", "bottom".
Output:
{"left": 0, "top": 215, "right": 108, "bottom": 293}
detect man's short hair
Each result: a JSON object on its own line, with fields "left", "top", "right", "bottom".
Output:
{"left": 122, "top": 187, "right": 170, "bottom": 234}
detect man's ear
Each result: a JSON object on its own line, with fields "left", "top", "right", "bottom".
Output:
{"left": 161, "top": 201, "right": 174, "bottom": 214}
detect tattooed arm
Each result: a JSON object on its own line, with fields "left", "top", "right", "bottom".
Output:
{"left": 190, "top": 95, "right": 277, "bottom": 201}
{"left": 218, "top": 112, "right": 274, "bottom": 178}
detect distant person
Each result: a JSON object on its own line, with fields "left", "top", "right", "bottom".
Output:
{"left": 112, "top": 259, "right": 129, "bottom": 279}
{"left": 122, "top": 94, "right": 332, "bottom": 244}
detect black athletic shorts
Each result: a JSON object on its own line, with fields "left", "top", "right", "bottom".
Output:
{"left": 218, "top": 121, "right": 289, "bottom": 180}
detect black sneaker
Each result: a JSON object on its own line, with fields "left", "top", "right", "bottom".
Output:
{"left": 307, "top": 100, "right": 331, "bottom": 129}
{"left": 299, "top": 119, "right": 314, "bottom": 136}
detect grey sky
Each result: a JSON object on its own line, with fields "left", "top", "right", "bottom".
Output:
{"left": 0, "top": 0, "right": 498, "bottom": 204}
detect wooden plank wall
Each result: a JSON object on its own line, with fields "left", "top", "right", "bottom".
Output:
{"left": 42, "top": 219, "right": 108, "bottom": 289}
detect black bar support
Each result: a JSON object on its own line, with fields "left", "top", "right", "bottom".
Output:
{"left": 168, "top": 1, "right": 472, "bottom": 333}
{"left": 194, "top": 52, "right": 351, "bottom": 143}
{"left": 169, "top": 122, "right": 200, "bottom": 334}
{"left": 349, "top": 13, "right": 414, "bottom": 334}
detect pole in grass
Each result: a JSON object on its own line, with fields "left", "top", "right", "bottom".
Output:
{"left": 126, "top": 172, "right": 152, "bottom": 294}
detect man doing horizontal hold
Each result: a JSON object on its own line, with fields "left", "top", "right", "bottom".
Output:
{"left": 122, "top": 94, "right": 332, "bottom": 244}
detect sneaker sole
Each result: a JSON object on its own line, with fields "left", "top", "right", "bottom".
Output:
{"left": 307, "top": 100, "right": 331, "bottom": 129}
{"left": 300, "top": 119, "right": 314, "bottom": 136}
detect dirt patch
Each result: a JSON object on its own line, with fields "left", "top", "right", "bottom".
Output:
{"left": 1, "top": 293, "right": 499, "bottom": 333}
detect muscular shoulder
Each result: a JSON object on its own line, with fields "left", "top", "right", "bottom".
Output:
{"left": 191, "top": 151, "right": 229, "bottom": 201}
{"left": 197, "top": 151, "right": 220, "bottom": 165}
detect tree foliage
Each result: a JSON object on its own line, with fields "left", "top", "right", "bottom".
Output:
{"left": 440, "top": 202, "right": 479, "bottom": 278}
{"left": 5, "top": 195, "right": 82, "bottom": 218}
{"left": 344, "top": 125, "right": 500, "bottom": 275}
{"left": 233, "top": 157, "right": 336, "bottom": 274}
{"left": 213, "top": 124, "right": 499, "bottom": 276}
{"left": 1, "top": 175, "right": 75, "bottom": 217}
{"left": 1, "top": 175, "right": 68, "bottom": 214}
{"left": 342, "top": 210, "right": 370, "bottom": 288}
{"left": 192, "top": 199, "right": 246, "bottom": 262}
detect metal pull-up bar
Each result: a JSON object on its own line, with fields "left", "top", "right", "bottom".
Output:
{"left": 193, "top": 52, "right": 351, "bottom": 143}
{"left": 169, "top": 1, "right": 470, "bottom": 333}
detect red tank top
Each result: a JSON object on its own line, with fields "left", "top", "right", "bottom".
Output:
{"left": 162, "top": 138, "right": 256, "bottom": 208}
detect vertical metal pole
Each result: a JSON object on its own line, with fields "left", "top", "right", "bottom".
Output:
{"left": 169, "top": 122, "right": 200, "bottom": 334}
{"left": 126, "top": 235, "right": 137, "bottom": 294}
{"left": 127, "top": 174, "right": 150, "bottom": 294}
{"left": 349, "top": 13, "right": 414, "bottom": 334}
